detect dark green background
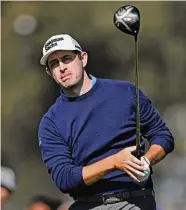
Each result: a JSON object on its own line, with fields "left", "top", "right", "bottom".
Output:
{"left": 2, "top": 1, "right": 186, "bottom": 210}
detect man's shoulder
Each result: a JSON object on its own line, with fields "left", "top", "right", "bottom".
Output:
{"left": 98, "top": 77, "right": 135, "bottom": 90}
{"left": 40, "top": 96, "right": 62, "bottom": 124}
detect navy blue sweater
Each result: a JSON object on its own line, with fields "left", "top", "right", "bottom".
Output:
{"left": 38, "top": 78, "right": 174, "bottom": 198}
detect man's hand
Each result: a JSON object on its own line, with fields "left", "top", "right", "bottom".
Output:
{"left": 82, "top": 147, "right": 151, "bottom": 186}
{"left": 113, "top": 146, "right": 147, "bottom": 182}
{"left": 137, "top": 156, "right": 150, "bottom": 182}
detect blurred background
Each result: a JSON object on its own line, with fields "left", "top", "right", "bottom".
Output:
{"left": 1, "top": 1, "right": 186, "bottom": 210}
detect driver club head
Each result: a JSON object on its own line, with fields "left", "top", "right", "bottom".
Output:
{"left": 113, "top": 5, "right": 140, "bottom": 37}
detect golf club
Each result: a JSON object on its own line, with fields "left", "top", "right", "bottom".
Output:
{"left": 113, "top": 5, "right": 141, "bottom": 159}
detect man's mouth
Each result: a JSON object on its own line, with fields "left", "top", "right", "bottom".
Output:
{"left": 61, "top": 73, "right": 72, "bottom": 80}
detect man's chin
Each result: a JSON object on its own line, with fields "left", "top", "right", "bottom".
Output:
{"left": 60, "top": 81, "right": 76, "bottom": 89}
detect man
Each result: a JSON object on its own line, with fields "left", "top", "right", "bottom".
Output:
{"left": 1, "top": 166, "right": 17, "bottom": 209}
{"left": 38, "top": 34, "right": 174, "bottom": 210}
{"left": 25, "top": 195, "right": 61, "bottom": 210}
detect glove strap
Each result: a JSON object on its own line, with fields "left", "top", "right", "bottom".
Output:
{"left": 142, "top": 156, "right": 150, "bottom": 165}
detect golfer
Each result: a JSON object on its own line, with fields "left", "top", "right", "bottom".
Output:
{"left": 38, "top": 34, "right": 174, "bottom": 210}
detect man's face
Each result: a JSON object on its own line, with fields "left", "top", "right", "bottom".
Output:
{"left": 1, "top": 186, "right": 11, "bottom": 208}
{"left": 46, "top": 50, "right": 88, "bottom": 89}
{"left": 27, "top": 202, "right": 51, "bottom": 210}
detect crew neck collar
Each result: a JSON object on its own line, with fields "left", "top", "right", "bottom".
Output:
{"left": 60, "top": 77, "right": 100, "bottom": 101}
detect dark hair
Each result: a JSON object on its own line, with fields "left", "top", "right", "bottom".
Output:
{"left": 28, "top": 195, "right": 61, "bottom": 210}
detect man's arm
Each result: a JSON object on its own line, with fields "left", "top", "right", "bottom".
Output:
{"left": 137, "top": 87, "right": 175, "bottom": 165}
{"left": 39, "top": 116, "right": 148, "bottom": 192}
{"left": 39, "top": 116, "right": 86, "bottom": 193}
{"left": 144, "top": 144, "right": 166, "bottom": 166}
{"left": 83, "top": 146, "right": 147, "bottom": 185}
{"left": 82, "top": 155, "right": 114, "bottom": 185}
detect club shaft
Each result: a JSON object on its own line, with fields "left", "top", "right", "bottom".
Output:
{"left": 134, "top": 36, "right": 141, "bottom": 158}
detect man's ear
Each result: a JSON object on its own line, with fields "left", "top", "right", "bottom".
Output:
{"left": 81, "top": 52, "right": 88, "bottom": 68}
{"left": 46, "top": 67, "right": 52, "bottom": 77}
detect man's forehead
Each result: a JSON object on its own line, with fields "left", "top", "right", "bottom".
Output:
{"left": 48, "top": 50, "right": 75, "bottom": 61}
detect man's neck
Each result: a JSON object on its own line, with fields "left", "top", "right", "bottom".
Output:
{"left": 62, "top": 73, "right": 92, "bottom": 97}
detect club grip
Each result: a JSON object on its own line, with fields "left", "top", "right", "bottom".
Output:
{"left": 132, "top": 145, "right": 143, "bottom": 159}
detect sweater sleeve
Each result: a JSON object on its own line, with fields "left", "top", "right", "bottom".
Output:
{"left": 38, "top": 116, "right": 86, "bottom": 193}
{"left": 128, "top": 83, "right": 175, "bottom": 155}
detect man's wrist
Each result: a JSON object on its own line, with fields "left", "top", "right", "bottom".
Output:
{"left": 109, "top": 155, "right": 117, "bottom": 170}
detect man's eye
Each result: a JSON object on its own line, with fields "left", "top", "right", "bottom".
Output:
{"left": 50, "top": 61, "right": 58, "bottom": 68}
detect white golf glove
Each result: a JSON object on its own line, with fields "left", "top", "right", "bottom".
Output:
{"left": 138, "top": 156, "right": 150, "bottom": 182}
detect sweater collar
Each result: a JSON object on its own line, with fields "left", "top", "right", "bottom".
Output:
{"left": 60, "top": 76, "right": 99, "bottom": 101}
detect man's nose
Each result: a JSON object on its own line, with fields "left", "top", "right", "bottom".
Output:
{"left": 59, "top": 61, "right": 67, "bottom": 72}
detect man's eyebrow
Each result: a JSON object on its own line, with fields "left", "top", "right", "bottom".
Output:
{"left": 48, "top": 54, "right": 74, "bottom": 65}
{"left": 61, "top": 54, "right": 73, "bottom": 58}
{"left": 58, "top": 54, "right": 74, "bottom": 60}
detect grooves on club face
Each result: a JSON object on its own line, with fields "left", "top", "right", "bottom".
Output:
{"left": 113, "top": 5, "right": 140, "bottom": 37}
